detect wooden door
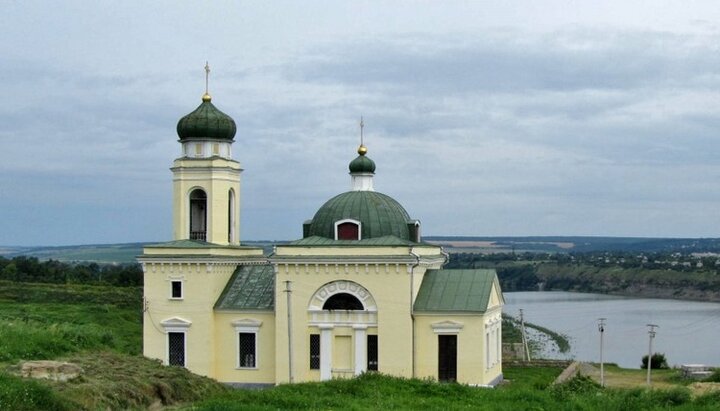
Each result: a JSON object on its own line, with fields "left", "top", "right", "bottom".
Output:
{"left": 438, "top": 335, "right": 457, "bottom": 382}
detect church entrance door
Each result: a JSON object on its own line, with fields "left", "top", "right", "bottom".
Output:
{"left": 438, "top": 335, "right": 457, "bottom": 382}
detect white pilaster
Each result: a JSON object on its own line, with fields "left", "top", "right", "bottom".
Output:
{"left": 319, "top": 324, "right": 334, "bottom": 381}
{"left": 353, "top": 325, "right": 367, "bottom": 375}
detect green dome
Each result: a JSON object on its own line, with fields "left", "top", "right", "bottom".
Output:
{"left": 177, "top": 96, "right": 236, "bottom": 141}
{"left": 306, "top": 191, "right": 413, "bottom": 240}
{"left": 349, "top": 154, "right": 376, "bottom": 173}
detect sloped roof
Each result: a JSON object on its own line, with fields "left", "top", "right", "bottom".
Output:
{"left": 414, "top": 269, "right": 500, "bottom": 313}
{"left": 214, "top": 264, "right": 274, "bottom": 311}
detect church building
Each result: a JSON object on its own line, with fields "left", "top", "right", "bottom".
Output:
{"left": 139, "top": 74, "right": 504, "bottom": 387}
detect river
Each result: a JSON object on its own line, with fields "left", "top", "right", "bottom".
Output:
{"left": 503, "top": 291, "right": 720, "bottom": 368}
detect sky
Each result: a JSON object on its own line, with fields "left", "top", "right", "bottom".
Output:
{"left": 2, "top": 1, "right": 720, "bottom": 246}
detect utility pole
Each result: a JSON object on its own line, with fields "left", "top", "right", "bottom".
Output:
{"left": 519, "top": 309, "right": 531, "bottom": 361}
{"left": 646, "top": 324, "right": 658, "bottom": 386}
{"left": 284, "top": 280, "right": 294, "bottom": 383}
{"left": 598, "top": 318, "right": 606, "bottom": 387}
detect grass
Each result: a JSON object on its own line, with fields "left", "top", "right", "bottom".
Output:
{"left": 190, "top": 371, "right": 720, "bottom": 411}
{"left": 0, "top": 281, "right": 142, "bottom": 363}
{"left": 502, "top": 366, "right": 563, "bottom": 390}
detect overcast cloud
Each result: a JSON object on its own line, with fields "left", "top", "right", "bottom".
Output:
{"left": 2, "top": 1, "right": 720, "bottom": 246}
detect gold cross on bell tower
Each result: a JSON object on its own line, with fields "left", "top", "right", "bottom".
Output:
{"left": 203, "top": 61, "right": 212, "bottom": 101}
{"left": 358, "top": 116, "right": 367, "bottom": 155}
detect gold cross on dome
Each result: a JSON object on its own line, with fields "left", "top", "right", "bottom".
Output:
{"left": 204, "top": 61, "right": 210, "bottom": 94}
{"left": 360, "top": 116, "right": 364, "bottom": 146}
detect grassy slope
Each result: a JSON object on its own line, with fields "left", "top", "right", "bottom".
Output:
{"left": 0, "top": 281, "right": 229, "bottom": 410}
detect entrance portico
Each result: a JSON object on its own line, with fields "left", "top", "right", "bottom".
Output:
{"left": 308, "top": 280, "right": 378, "bottom": 380}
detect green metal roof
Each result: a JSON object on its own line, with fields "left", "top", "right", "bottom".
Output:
{"left": 177, "top": 96, "right": 236, "bottom": 141}
{"left": 288, "top": 235, "right": 416, "bottom": 247}
{"left": 414, "top": 269, "right": 499, "bottom": 313}
{"left": 214, "top": 264, "right": 275, "bottom": 311}
{"left": 305, "top": 191, "right": 413, "bottom": 241}
{"left": 349, "top": 154, "right": 376, "bottom": 173}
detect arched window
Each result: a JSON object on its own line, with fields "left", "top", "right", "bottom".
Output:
{"left": 189, "top": 189, "right": 207, "bottom": 241}
{"left": 228, "top": 189, "right": 236, "bottom": 243}
{"left": 322, "top": 293, "right": 365, "bottom": 310}
{"left": 335, "top": 219, "right": 361, "bottom": 240}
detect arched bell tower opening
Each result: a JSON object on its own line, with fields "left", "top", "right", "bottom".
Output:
{"left": 189, "top": 189, "right": 207, "bottom": 241}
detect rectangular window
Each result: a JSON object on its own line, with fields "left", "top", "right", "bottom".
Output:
{"left": 212, "top": 143, "right": 220, "bottom": 155}
{"left": 310, "top": 334, "right": 320, "bottom": 369}
{"left": 367, "top": 335, "right": 378, "bottom": 371}
{"left": 239, "top": 332, "right": 256, "bottom": 368}
{"left": 195, "top": 143, "right": 203, "bottom": 156}
{"left": 171, "top": 280, "right": 183, "bottom": 299}
{"left": 168, "top": 332, "right": 185, "bottom": 366}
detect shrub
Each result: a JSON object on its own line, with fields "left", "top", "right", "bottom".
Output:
{"left": 641, "top": 353, "right": 669, "bottom": 369}
{"left": 549, "top": 374, "right": 601, "bottom": 400}
{"left": 0, "top": 372, "right": 70, "bottom": 411}
{"left": 703, "top": 368, "right": 720, "bottom": 382}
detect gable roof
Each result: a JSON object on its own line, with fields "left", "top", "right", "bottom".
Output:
{"left": 414, "top": 269, "right": 501, "bottom": 313}
{"left": 214, "top": 264, "right": 275, "bottom": 311}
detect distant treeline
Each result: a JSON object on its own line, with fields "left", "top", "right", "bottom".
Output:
{"left": 0, "top": 256, "right": 142, "bottom": 287}
{"left": 428, "top": 236, "right": 720, "bottom": 253}
{"left": 446, "top": 252, "right": 720, "bottom": 301}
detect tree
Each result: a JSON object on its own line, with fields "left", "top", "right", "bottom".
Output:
{"left": 641, "top": 353, "right": 669, "bottom": 370}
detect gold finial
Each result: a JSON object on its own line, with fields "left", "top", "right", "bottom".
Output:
{"left": 358, "top": 116, "right": 367, "bottom": 155}
{"left": 202, "top": 61, "right": 212, "bottom": 101}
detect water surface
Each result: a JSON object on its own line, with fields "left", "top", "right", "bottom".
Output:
{"left": 504, "top": 291, "right": 720, "bottom": 368}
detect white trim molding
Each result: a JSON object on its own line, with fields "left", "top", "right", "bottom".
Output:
{"left": 161, "top": 317, "right": 192, "bottom": 333}
{"left": 308, "top": 280, "right": 377, "bottom": 312}
{"left": 431, "top": 320, "right": 464, "bottom": 334}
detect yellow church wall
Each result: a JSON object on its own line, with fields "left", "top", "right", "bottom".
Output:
{"left": 273, "top": 261, "right": 418, "bottom": 383}
{"left": 213, "top": 312, "right": 277, "bottom": 384}
{"left": 414, "top": 312, "right": 502, "bottom": 386}
{"left": 141, "top": 261, "right": 237, "bottom": 378}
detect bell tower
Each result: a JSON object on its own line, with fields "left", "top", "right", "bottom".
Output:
{"left": 171, "top": 63, "right": 241, "bottom": 245}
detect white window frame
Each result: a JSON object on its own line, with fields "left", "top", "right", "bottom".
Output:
{"left": 233, "top": 319, "right": 262, "bottom": 370}
{"left": 161, "top": 317, "right": 192, "bottom": 367}
{"left": 168, "top": 276, "right": 185, "bottom": 300}
{"left": 334, "top": 218, "right": 362, "bottom": 240}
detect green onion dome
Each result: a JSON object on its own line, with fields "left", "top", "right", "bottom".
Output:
{"left": 176, "top": 94, "right": 236, "bottom": 141}
{"left": 349, "top": 144, "right": 376, "bottom": 173}
{"left": 306, "top": 191, "right": 412, "bottom": 240}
